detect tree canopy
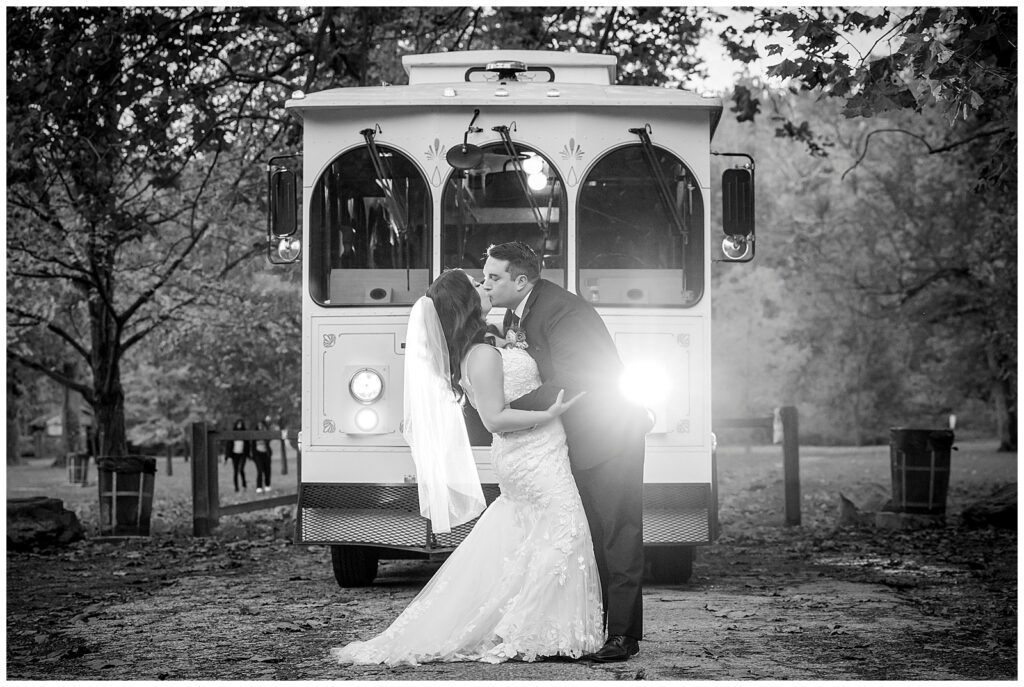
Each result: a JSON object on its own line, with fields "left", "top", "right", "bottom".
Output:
{"left": 7, "top": 6, "right": 1016, "bottom": 456}
{"left": 724, "top": 7, "right": 1016, "bottom": 192}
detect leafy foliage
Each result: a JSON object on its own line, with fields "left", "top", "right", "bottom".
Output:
{"left": 723, "top": 7, "right": 1016, "bottom": 190}
{"left": 6, "top": 8, "right": 289, "bottom": 455}
{"left": 7, "top": 7, "right": 1014, "bottom": 452}
{"left": 712, "top": 84, "right": 1015, "bottom": 445}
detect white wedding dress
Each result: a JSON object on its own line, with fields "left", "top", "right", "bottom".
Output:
{"left": 331, "top": 347, "right": 604, "bottom": 665}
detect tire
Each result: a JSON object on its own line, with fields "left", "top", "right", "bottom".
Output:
{"left": 331, "top": 545, "right": 378, "bottom": 587}
{"left": 646, "top": 545, "right": 694, "bottom": 584}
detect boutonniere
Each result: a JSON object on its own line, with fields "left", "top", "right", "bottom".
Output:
{"left": 504, "top": 326, "right": 529, "bottom": 350}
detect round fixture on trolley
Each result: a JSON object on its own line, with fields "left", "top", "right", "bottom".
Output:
{"left": 527, "top": 173, "right": 548, "bottom": 191}
{"left": 446, "top": 144, "right": 483, "bottom": 170}
{"left": 349, "top": 368, "right": 384, "bottom": 404}
{"left": 276, "top": 237, "right": 301, "bottom": 262}
{"left": 722, "top": 235, "right": 752, "bottom": 261}
{"left": 354, "top": 408, "right": 379, "bottom": 432}
{"left": 521, "top": 155, "right": 544, "bottom": 175}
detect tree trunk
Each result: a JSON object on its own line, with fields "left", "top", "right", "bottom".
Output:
{"left": 56, "top": 361, "right": 82, "bottom": 467}
{"left": 90, "top": 284, "right": 129, "bottom": 458}
{"left": 94, "top": 379, "right": 128, "bottom": 458}
{"left": 7, "top": 367, "right": 22, "bottom": 465}
{"left": 985, "top": 338, "right": 1016, "bottom": 452}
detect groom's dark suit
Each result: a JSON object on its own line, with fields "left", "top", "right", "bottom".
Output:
{"left": 505, "top": 278, "right": 648, "bottom": 640}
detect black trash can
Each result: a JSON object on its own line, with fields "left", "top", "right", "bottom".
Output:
{"left": 889, "top": 428, "right": 955, "bottom": 515}
{"left": 97, "top": 456, "right": 157, "bottom": 536}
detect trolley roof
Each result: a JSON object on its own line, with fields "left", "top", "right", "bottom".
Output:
{"left": 286, "top": 50, "right": 724, "bottom": 136}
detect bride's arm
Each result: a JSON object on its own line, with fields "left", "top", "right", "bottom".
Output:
{"left": 465, "top": 345, "right": 580, "bottom": 433}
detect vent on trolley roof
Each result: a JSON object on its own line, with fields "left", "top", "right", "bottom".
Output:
{"left": 402, "top": 51, "right": 616, "bottom": 86}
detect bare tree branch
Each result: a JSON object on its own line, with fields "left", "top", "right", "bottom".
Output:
{"left": 842, "top": 126, "right": 1010, "bottom": 181}
{"left": 7, "top": 351, "right": 95, "bottom": 401}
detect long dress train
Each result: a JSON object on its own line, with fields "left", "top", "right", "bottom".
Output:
{"left": 331, "top": 347, "right": 604, "bottom": 665}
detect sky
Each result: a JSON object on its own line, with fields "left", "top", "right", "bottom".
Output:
{"left": 692, "top": 8, "right": 901, "bottom": 95}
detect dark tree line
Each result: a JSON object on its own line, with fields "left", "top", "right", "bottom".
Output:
{"left": 7, "top": 7, "right": 1016, "bottom": 457}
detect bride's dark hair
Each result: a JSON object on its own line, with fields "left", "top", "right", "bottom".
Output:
{"left": 426, "top": 269, "right": 488, "bottom": 398}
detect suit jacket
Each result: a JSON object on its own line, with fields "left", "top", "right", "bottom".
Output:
{"left": 506, "top": 279, "right": 648, "bottom": 470}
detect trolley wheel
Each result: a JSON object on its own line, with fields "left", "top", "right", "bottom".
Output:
{"left": 645, "top": 545, "right": 694, "bottom": 584}
{"left": 330, "top": 545, "right": 379, "bottom": 587}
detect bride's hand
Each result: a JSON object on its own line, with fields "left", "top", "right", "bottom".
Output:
{"left": 545, "top": 389, "right": 586, "bottom": 420}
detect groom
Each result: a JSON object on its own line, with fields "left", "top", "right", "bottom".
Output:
{"left": 482, "top": 241, "right": 649, "bottom": 662}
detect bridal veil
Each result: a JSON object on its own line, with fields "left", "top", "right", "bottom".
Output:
{"left": 403, "top": 296, "right": 486, "bottom": 533}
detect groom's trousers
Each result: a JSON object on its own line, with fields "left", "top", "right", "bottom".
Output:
{"left": 573, "top": 435, "right": 646, "bottom": 640}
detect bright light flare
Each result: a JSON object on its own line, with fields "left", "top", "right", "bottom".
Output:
{"left": 522, "top": 154, "right": 544, "bottom": 174}
{"left": 354, "top": 408, "right": 379, "bottom": 432}
{"left": 619, "top": 361, "right": 672, "bottom": 406}
{"left": 527, "top": 172, "right": 548, "bottom": 191}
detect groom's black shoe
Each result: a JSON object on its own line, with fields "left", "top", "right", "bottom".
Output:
{"left": 586, "top": 635, "right": 639, "bottom": 663}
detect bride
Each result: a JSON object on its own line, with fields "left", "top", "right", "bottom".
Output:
{"left": 331, "top": 269, "right": 604, "bottom": 665}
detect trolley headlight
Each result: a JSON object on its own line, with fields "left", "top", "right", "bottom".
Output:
{"left": 619, "top": 361, "right": 672, "bottom": 406}
{"left": 349, "top": 368, "right": 384, "bottom": 404}
{"left": 354, "top": 407, "right": 380, "bottom": 432}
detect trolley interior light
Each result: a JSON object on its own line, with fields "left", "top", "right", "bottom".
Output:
{"left": 521, "top": 154, "right": 544, "bottom": 175}
{"left": 527, "top": 172, "right": 548, "bottom": 191}
{"left": 349, "top": 368, "right": 384, "bottom": 404}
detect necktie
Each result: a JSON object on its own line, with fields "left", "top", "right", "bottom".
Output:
{"left": 510, "top": 313, "right": 521, "bottom": 329}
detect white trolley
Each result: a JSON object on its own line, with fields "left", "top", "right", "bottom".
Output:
{"left": 267, "top": 50, "right": 755, "bottom": 586}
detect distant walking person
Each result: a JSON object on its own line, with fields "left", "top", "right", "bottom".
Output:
{"left": 225, "top": 418, "right": 250, "bottom": 492}
{"left": 253, "top": 418, "right": 273, "bottom": 494}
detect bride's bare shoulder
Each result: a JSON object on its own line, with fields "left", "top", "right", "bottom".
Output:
{"left": 465, "top": 343, "right": 501, "bottom": 364}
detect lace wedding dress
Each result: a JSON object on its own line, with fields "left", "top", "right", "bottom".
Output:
{"left": 331, "top": 347, "right": 604, "bottom": 665}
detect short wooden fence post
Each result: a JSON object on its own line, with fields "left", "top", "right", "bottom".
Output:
{"left": 279, "top": 431, "right": 289, "bottom": 476}
{"left": 191, "top": 421, "right": 212, "bottom": 536}
{"left": 779, "top": 406, "right": 801, "bottom": 526}
{"left": 206, "top": 429, "right": 220, "bottom": 526}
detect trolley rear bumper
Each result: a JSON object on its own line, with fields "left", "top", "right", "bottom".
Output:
{"left": 298, "top": 482, "right": 712, "bottom": 553}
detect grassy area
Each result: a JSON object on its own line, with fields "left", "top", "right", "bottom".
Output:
{"left": 7, "top": 440, "right": 1014, "bottom": 536}
{"left": 6, "top": 447, "right": 298, "bottom": 536}
{"left": 716, "top": 439, "right": 1016, "bottom": 529}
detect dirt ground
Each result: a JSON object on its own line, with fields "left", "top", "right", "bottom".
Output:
{"left": 6, "top": 441, "right": 1017, "bottom": 680}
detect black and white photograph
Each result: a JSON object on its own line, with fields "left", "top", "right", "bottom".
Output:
{"left": 6, "top": 6, "right": 1016, "bottom": 681}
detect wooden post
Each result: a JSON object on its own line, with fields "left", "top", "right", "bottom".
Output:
{"left": 166, "top": 445, "right": 173, "bottom": 476}
{"left": 780, "top": 406, "right": 801, "bottom": 526}
{"left": 206, "top": 430, "right": 220, "bottom": 526}
{"left": 191, "top": 421, "right": 212, "bottom": 536}
{"left": 279, "top": 432, "right": 289, "bottom": 476}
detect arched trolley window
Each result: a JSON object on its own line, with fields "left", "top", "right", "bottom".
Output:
{"left": 577, "top": 145, "right": 704, "bottom": 306}
{"left": 441, "top": 143, "right": 566, "bottom": 287}
{"left": 308, "top": 145, "right": 431, "bottom": 306}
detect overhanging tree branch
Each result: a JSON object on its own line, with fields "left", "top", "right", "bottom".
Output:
{"left": 842, "top": 126, "right": 1011, "bottom": 181}
{"left": 7, "top": 351, "right": 95, "bottom": 401}
{"left": 7, "top": 306, "right": 92, "bottom": 362}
